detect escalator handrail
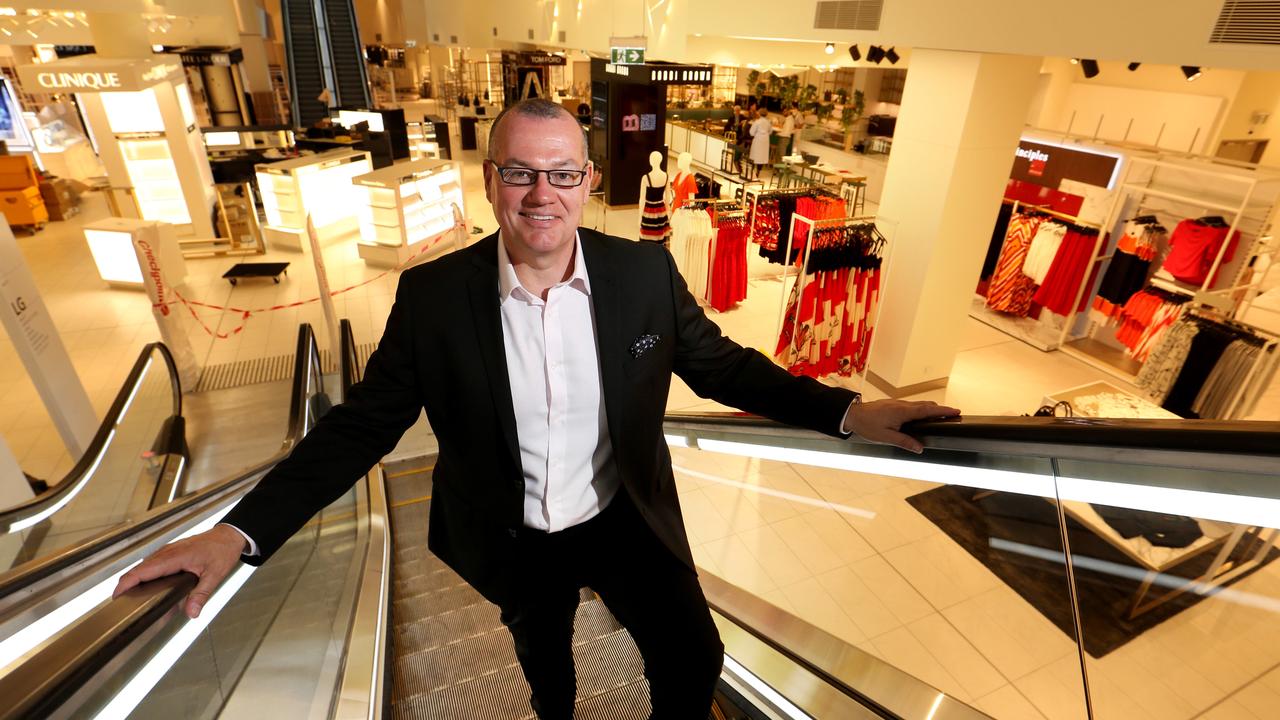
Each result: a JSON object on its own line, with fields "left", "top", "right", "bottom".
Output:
{"left": 660, "top": 409, "right": 1280, "bottom": 453}
{"left": 0, "top": 325, "right": 324, "bottom": 718}
{"left": 0, "top": 325, "right": 322, "bottom": 602}
{"left": 0, "top": 573, "right": 197, "bottom": 720}
{"left": 0, "top": 342, "right": 182, "bottom": 534}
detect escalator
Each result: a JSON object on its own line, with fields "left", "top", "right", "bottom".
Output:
{"left": 0, "top": 323, "right": 336, "bottom": 695}
{"left": 1, "top": 321, "right": 1277, "bottom": 719}
{"left": 0, "top": 344, "right": 185, "bottom": 574}
{"left": 282, "top": 0, "right": 370, "bottom": 128}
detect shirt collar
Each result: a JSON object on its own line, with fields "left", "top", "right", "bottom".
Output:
{"left": 497, "top": 231, "right": 591, "bottom": 303}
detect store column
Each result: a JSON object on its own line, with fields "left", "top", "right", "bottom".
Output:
{"left": 868, "top": 50, "right": 1041, "bottom": 395}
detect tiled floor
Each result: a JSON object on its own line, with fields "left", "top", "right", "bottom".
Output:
{"left": 2, "top": 104, "right": 1277, "bottom": 719}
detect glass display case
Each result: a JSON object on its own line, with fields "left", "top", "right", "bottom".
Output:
{"left": 406, "top": 121, "right": 446, "bottom": 160}
{"left": 352, "top": 158, "right": 465, "bottom": 267}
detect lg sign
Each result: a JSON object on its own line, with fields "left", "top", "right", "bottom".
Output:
{"left": 36, "top": 71, "right": 122, "bottom": 90}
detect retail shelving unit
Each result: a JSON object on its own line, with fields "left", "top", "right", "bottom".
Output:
{"left": 406, "top": 121, "right": 445, "bottom": 160}
{"left": 255, "top": 148, "right": 372, "bottom": 251}
{"left": 1059, "top": 154, "right": 1280, "bottom": 418}
{"left": 352, "top": 158, "right": 466, "bottom": 268}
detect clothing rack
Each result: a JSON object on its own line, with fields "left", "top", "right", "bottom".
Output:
{"left": 744, "top": 184, "right": 841, "bottom": 238}
{"left": 1011, "top": 200, "right": 1102, "bottom": 230}
{"left": 778, "top": 212, "right": 883, "bottom": 385}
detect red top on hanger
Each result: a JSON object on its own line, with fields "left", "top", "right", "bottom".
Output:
{"left": 1163, "top": 219, "right": 1240, "bottom": 287}
{"left": 671, "top": 173, "right": 699, "bottom": 210}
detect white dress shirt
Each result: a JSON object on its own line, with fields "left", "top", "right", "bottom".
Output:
{"left": 499, "top": 233, "right": 619, "bottom": 531}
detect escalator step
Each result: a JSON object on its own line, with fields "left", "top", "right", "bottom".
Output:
{"left": 572, "top": 679, "right": 652, "bottom": 720}
{"left": 392, "top": 663, "right": 533, "bottom": 720}
{"left": 393, "top": 600, "right": 502, "bottom": 656}
{"left": 394, "top": 625, "right": 519, "bottom": 697}
{"left": 393, "top": 581, "right": 487, "bottom": 619}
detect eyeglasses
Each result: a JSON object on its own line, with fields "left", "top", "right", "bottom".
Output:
{"left": 493, "top": 164, "right": 589, "bottom": 188}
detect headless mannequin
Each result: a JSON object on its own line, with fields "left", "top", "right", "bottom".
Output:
{"left": 639, "top": 150, "right": 671, "bottom": 236}
{"left": 672, "top": 152, "right": 697, "bottom": 209}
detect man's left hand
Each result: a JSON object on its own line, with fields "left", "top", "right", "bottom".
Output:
{"left": 844, "top": 400, "right": 960, "bottom": 454}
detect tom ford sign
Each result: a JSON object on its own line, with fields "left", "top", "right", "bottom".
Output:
{"left": 18, "top": 58, "right": 183, "bottom": 93}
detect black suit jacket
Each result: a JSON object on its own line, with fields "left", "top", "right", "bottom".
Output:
{"left": 221, "top": 229, "right": 856, "bottom": 605}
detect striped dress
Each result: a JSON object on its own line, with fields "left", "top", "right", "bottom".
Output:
{"left": 986, "top": 213, "right": 1042, "bottom": 316}
{"left": 639, "top": 183, "right": 671, "bottom": 246}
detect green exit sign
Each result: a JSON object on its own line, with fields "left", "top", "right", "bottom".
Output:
{"left": 611, "top": 47, "right": 645, "bottom": 65}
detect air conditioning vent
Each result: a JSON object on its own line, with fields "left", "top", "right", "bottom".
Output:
{"left": 559, "top": 30, "right": 566, "bottom": 43}
{"left": 450, "top": 35, "right": 458, "bottom": 44}
{"left": 528, "top": 29, "right": 535, "bottom": 40}
{"left": 814, "top": 0, "right": 883, "bottom": 31}
{"left": 1211, "top": 0, "right": 1280, "bottom": 45}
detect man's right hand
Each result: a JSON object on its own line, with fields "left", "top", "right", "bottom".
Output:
{"left": 112, "top": 524, "right": 247, "bottom": 619}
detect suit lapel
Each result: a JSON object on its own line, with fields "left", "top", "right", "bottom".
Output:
{"left": 579, "top": 230, "right": 626, "bottom": 446}
{"left": 465, "top": 234, "right": 522, "bottom": 472}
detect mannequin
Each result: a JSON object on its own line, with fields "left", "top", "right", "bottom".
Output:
{"left": 671, "top": 152, "right": 698, "bottom": 210}
{"left": 638, "top": 151, "right": 671, "bottom": 246}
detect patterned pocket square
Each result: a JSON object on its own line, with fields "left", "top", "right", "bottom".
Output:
{"left": 629, "top": 334, "right": 660, "bottom": 358}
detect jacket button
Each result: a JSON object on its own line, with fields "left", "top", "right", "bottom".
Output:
{"left": 508, "top": 528, "right": 518, "bottom": 538}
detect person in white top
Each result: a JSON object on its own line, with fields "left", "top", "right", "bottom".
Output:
{"left": 777, "top": 106, "right": 797, "bottom": 157}
{"left": 115, "top": 99, "right": 958, "bottom": 719}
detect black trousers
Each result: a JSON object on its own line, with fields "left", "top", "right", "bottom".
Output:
{"left": 498, "top": 490, "right": 724, "bottom": 719}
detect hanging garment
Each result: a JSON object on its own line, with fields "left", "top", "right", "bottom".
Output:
{"left": 986, "top": 213, "right": 1043, "bottom": 316}
{"left": 1094, "top": 223, "right": 1164, "bottom": 319}
{"left": 1022, "top": 221, "right": 1068, "bottom": 285}
{"left": 981, "top": 202, "right": 1016, "bottom": 280}
{"left": 1162, "top": 218, "right": 1241, "bottom": 287}
{"left": 708, "top": 214, "right": 749, "bottom": 312}
{"left": 1136, "top": 320, "right": 1199, "bottom": 403}
{"left": 750, "top": 197, "right": 780, "bottom": 249}
{"left": 776, "top": 224, "right": 882, "bottom": 378}
{"left": 671, "top": 172, "right": 699, "bottom": 210}
{"left": 1162, "top": 322, "right": 1237, "bottom": 417}
{"left": 1192, "top": 339, "right": 1261, "bottom": 419}
{"left": 669, "top": 207, "right": 714, "bottom": 300}
{"left": 639, "top": 181, "right": 670, "bottom": 246}
{"left": 1033, "top": 227, "right": 1100, "bottom": 316}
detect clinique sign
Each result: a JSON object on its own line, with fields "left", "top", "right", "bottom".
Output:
{"left": 35, "top": 71, "right": 123, "bottom": 90}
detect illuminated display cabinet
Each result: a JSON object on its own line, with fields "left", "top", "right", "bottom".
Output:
{"left": 83, "top": 217, "right": 186, "bottom": 289}
{"left": 254, "top": 149, "right": 372, "bottom": 251}
{"left": 352, "top": 159, "right": 466, "bottom": 268}
{"left": 18, "top": 56, "right": 217, "bottom": 238}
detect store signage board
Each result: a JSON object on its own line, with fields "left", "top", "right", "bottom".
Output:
{"left": 18, "top": 57, "right": 184, "bottom": 93}
{"left": 1010, "top": 139, "right": 1122, "bottom": 190}
{"left": 0, "top": 222, "right": 97, "bottom": 459}
{"left": 611, "top": 47, "right": 645, "bottom": 65}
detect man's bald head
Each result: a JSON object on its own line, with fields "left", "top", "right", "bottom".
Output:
{"left": 487, "top": 97, "right": 589, "bottom": 162}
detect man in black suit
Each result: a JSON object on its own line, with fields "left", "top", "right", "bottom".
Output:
{"left": 116, "top": 98, "right": 958, "bottom": 718}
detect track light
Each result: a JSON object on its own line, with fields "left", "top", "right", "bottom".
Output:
{"left": 1128, "top": 62, "right": 1141, "bottom": 71}
{"left": 885, "top": 47, "right": 899, "bottom": 65}
{"left": 867, "top": 45, "right": 885, "bottom": 64}
{"left": 1182, "top": 65, "right": 1202, "bottom": 82}
{"left": 1080, "top": 59, "right": 1099, "bottom": 79}
{"left": 848, "top": 44, "right": 860, "bottom": 62}
{"left": 825, "top": 42, "right": 834, "bottom": 55}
